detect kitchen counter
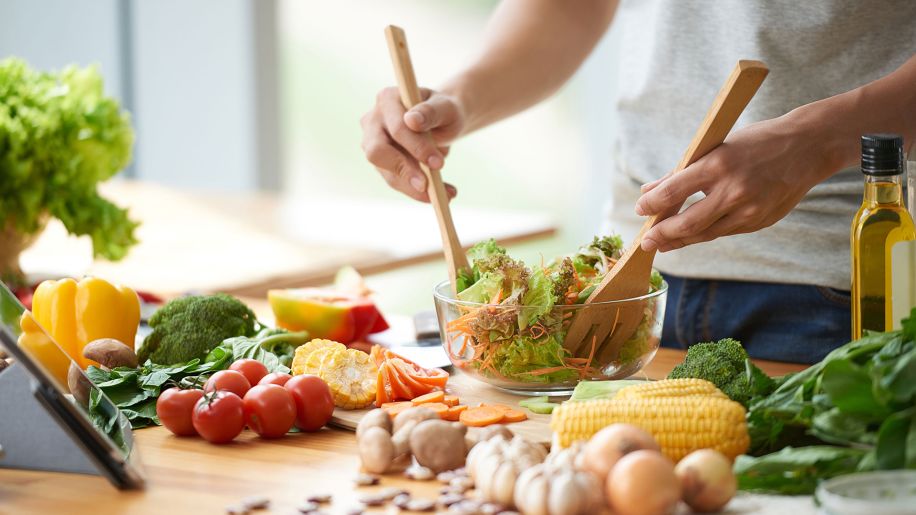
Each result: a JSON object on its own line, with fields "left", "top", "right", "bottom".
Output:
{"left": 0, "top": 349, "right": 810, "bottom": 515}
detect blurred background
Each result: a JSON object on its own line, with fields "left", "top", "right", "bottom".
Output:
{"left": 1, "top": 0, "right": 621, "bottom": 315}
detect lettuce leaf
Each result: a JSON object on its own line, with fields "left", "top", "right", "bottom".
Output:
{"left": 519, "top": 268, "right": 554, "bottom": 329}
{"left": 490, "top": 334, "right": 576, "bottom": 383}
{"left": 457, "top": 272, "right": 503, "bottom": 304}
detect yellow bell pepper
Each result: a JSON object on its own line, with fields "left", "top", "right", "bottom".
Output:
{"left": 31, "top": 277, "right": 140, "bottom": 369}
{"left": 18, "top": 311, "right": 72, "bottom": 392}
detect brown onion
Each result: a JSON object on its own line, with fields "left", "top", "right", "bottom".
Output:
{"left": 606, "top": 450, "right": 680, "bottom": 515}
{"left": 675, "top": 449, "right": 737, "bottom": 512}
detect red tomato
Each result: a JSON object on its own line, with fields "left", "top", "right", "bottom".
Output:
{"left": 243, "top": 384, "right": 296, "bottom": 438}
{"left": 192, "top": 391, "right": 245, "bottom": 444}
{"left": 156, "top": 388, "right": 204, "bottom": 436}
{"left": 204, "top": 370, "right": 251, "bottom": 398}
{"left": 229, "top": 359, "right": 269, "bottom": 386}
{"left": 284, "top": 375, "right": 334, "bottom": 432}
{"left": 258, "top": 372, "right": 292, "bottom": 387}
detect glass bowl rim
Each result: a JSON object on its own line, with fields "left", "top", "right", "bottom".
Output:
{"left": 432, "top": 278, "right": 668, "bottom": 308}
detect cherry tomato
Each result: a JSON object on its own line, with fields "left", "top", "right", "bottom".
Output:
{"left": 192, "top": 391, "right": 245, "bottom": 444}
{"left": 284, "top": 374, "right": 334, "bottom": 432}
{"left": 258, "top": 372, "right": 292, "bottom": 387}
{"left": 156, "top": 388, "right": 204, "bottom": 436}
{"left": 204, "top": 370, "right": 251, "bottom": 398}
{"left": 243, "top": 384, "right": 296, "bottom": 438}
{"left": 229, "top": 359, "right": 269, "bottom": 386}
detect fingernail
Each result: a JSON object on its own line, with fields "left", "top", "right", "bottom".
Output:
{"left": 405, "top": 110, "right": 425, "bottom": 128}
{"left": 635, "top": 203, "right": 646, "bottom": 216}
{"left": 410, "top": 175, "right": 426, "bottom": 192}
{"left": 641, "top": 238, "right": 657, "bottom": 251}
{"left": 427, "top": 154, "right": 443, "bottom": 169}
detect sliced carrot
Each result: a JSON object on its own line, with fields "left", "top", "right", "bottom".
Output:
{"left": 442, "top": 395, "right": 460, "bottom": 407}
{"left": 502, "top": 409, "right": 528, "bottom": 423}
{"left": 385, "top": 402, "right": 414, "bottom": 419}
{"left": 418, "top": 402, "right": 450, "bottom": 418}
{"left": 478, "top": 403, "right": 513, "bottom": 414}
{"left": 381, "top": 401, "right": 412, "bottom": 410}
{"left": 386, "top": 363, "right": 415, "bottom": 400}
{"left": 411, "top": 391, "right": 445, "bottom": 405}
{"left": 376, "top": 364, "right": 391, "bottom": 406}
{"left": 442, "top": 404, "right": 468, "bottom": 421}
{"left": 459, "top": 406, "right": 505, "bottom": 427}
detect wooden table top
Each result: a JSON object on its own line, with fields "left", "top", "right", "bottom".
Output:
{"left": 19, "top": 180, "right": 556, "bottom": 297}
{"left": 0, "top": 349, "right": 807, "bottom": 515}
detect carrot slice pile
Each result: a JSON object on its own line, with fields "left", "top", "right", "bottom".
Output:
{"left": 372, "top": 345, "right": 449, "bottom": 406}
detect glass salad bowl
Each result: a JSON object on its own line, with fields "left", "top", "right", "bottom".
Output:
{"left": 433, "top": 280, "right": 667, "bottom": 394}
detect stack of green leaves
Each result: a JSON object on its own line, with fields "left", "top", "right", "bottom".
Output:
{"left": 735, "top": 308, "right": 916, "bottom": 494}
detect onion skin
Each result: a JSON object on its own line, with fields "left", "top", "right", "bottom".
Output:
{"left": 674, "top": 449, "right": 737, "bottom": 513}
{"left": 583, "top": 423, "right": 660, "bottom": 483}
{"left": 606, "top": 450, "right": 681, "bottom": 515}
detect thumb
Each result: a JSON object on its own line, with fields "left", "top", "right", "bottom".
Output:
{"left": 404, "top": 95, "right": 459, "bottom": 132}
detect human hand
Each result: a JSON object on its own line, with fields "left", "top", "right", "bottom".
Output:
{"left": 360, "top": 87, "right": 465, "bottom": 202}
{"left": 634, "top": 116, "right": 834, "bottom": 252}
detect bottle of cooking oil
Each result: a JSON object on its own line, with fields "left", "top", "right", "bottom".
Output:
{"left": 851, "top": 134, "right": 916, "bottom": 338}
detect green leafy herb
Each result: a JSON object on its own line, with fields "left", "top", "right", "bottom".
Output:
{"left": 735, "top": 308, "right": 916, "bottom": 494}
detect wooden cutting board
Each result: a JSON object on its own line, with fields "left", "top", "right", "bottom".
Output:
{"left": 330, "top": 371, "right": 561, "bottom": 445}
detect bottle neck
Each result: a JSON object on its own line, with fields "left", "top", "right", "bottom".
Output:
{"left": 863, "top": 174, "right": 904, "bottom": 206}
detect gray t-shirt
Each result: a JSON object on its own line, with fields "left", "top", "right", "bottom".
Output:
{"left": 606, "top": 0, "right": 916, "bottom": 291}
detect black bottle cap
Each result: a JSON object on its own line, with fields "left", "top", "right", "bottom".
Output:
{"left": 861, "top": 133, "right": 904, "bottom": 176}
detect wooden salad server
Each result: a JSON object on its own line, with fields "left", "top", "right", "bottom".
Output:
{"left": 385, "top": 25, "right": 470, "bottom": 296}
{"left": 563, "top": 60, "right": 769, "bottom": 361}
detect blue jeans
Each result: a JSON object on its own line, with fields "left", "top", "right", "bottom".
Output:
{"left": 660, "top": 274, "right": 851, "bottom": 364}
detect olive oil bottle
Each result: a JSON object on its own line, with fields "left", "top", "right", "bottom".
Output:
{"left": 851, "top": 134, "right": 916, "bottom": 338}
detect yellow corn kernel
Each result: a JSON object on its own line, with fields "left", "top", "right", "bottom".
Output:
{"left": 550, "top": 395, "right": 749, "bottom": 461}
{"left": 615, "top": 378, "right": 727, "bottom": 400}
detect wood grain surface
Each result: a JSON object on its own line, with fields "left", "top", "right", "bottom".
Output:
{"left": 0, "top": 349, "right": 807, "bottom": 514}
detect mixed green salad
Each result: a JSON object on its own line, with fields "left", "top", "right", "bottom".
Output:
{"left": 443, "top": 236, "right": 664, "bottom": 384}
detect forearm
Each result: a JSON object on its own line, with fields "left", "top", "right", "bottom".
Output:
{"left": 441, "top": 0, "right": 617, "bottom": 134}
{"left": 792, "top": 54, "right": 916, "bottom": 176}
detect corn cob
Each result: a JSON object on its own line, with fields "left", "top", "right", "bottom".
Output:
{"left": 614, "top": 378, "right": 727, "bottom": 400}
{"left": 550, "top": 394, "right": 749, "bottom": 461}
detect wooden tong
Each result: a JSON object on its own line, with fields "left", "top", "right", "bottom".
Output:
{"left": 562, "top": 60, "right": 769, "bottom": 359}
{"left": 385, "top": 25, "right": 470, "bottom": 295}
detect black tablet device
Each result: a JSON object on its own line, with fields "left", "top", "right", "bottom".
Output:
{"left": 0, "top": 281, "right": 145, "bottom": 489}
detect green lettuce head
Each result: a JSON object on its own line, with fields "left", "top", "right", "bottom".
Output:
{"left": 0, "top": 58, "right": 137, "bottom": 279}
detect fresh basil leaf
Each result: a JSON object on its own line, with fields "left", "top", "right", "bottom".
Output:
{"left": 878, "top": 350, "right": 916, "bottom": 404}
{"left": 821, "top": 359, "right": 890, "bottom": 420}
{"left": 138, "top": 370, "right": 172, "bottom": 390}
{"left": 735, "top": 446, "right": 867, "bottom": 495}
{"left": 810, "top": 407, "right": 875, "bottom": 446}
{"left": 85, "top": 366, "right": 113, "bottom": 384}
{"left": 875, "top": 408, "right": 915, "bottom": 470}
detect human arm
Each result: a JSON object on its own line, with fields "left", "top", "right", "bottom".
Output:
{"left": 360, "top": 0, "right": 617, "bottom": 201}
{"left": 636, "top": 53, "right": 916, "bottom": 252}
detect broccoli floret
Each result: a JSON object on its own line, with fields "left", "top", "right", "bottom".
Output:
{"left": 137, "top": 293, "right": 259, "bottom": 365}
{"left": 667, "top": 338, "right": 776, "bottom": 406}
